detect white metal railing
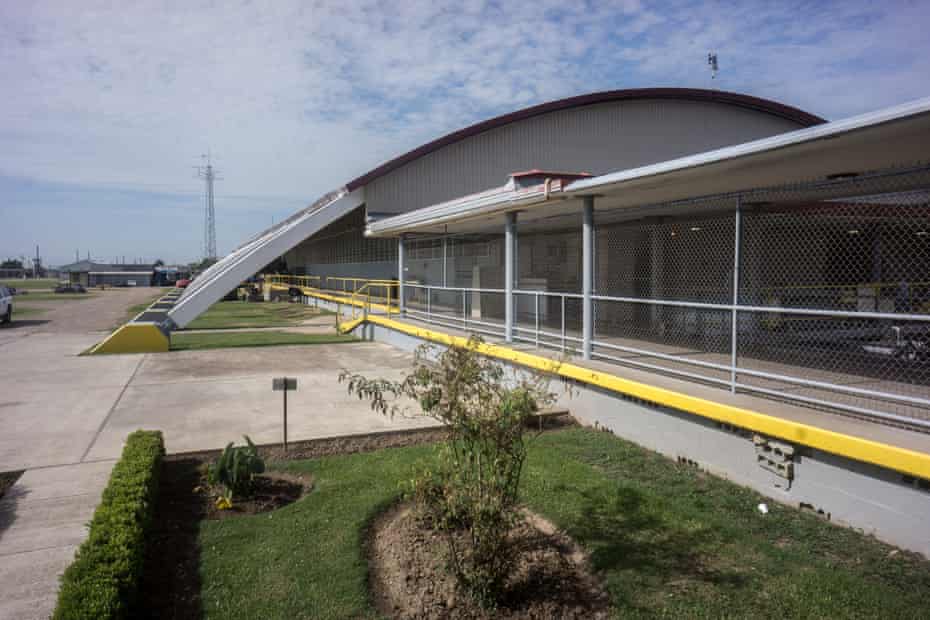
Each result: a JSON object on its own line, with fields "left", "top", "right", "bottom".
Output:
{"left": 592, "top": 293, "right": 930, "bottom": 428}
{"left": 396, "top": 282, "right": 930, "bottom": 430}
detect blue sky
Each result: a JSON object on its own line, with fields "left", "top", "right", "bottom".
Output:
{"left": 2, "top": 0, "right": 929, "bottom": 266}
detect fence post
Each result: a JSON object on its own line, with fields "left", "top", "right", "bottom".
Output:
{"left": 505, "top": 211, "right": 517, "bottom": 343}
{"left": 535, "top": 292, "right": 540, "bottom": 348}
{"left": 427, "top": 286, "right": 432, "bottom": 320}
{"left": 442, "top": 237, "right": 448, "bottom": 288}
{"left": 561, "top": 295, "right": 566, "bottom": 353}
{"left": 582, "top": 196, "right": 594, "bottom": 360}
{"left": 730, "top": 196, "right": 742, "bottom": 393}
{"left": 397, "top": 236, "right": 405, "bottom": 315}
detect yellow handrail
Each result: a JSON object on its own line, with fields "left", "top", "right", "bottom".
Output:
{"left": 262, "top": 274, "right": 400, "bottom": 314}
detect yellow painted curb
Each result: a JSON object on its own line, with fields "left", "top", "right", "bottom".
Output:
{"left": 359, "top": 314, "right": 930, "bottom": 480}
{"left": 89, "top": 323, "right": 170, "bottom": 354}
{"left": 338, "top": 317, "right": 365, "bottom": 334}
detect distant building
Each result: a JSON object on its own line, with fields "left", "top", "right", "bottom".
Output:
{"left": 0, "top": 268, "right": 27, "bottom": 279}
{"left": 57, "top": 260, "right": 155, "bottom": 287}
{"left": 152, "top": 265, "right": 192, "bottom": 287}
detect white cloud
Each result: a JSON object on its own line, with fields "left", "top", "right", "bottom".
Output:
{"left": 1, "top": 0, "right": 929, "bottom": 261}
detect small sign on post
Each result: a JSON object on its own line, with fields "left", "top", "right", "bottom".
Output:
{"left": 272, "top": 377, "right": 298, "bottom": 452}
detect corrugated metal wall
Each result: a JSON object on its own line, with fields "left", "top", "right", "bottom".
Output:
{"left": 365, "top": 99, "right": 804, "bottom": 215}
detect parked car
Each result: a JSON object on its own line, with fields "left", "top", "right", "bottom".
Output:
{"left": 175, "top": 278, "right": 191, "bottom": 288}
{"left": 54, "top": 283, "right": 86, "bottom": 294}
{"left": 0, "top": 286, "right": 12, "bottom": 324}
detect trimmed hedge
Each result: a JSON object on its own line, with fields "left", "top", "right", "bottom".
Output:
{"left": 53, "top": 430, "right": 165, "bottom": 620}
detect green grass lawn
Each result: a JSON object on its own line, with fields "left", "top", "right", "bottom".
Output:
{"left": 198, "top": 428, "right": 930, "bottom": 619}
{"left": 184, "top": 301, "right": 331, "bottom": 330}
{"left": 170, "top": 330, "right": 355, "bottom": 351}
{"left": 0, "top": 278, "right": 59, "bottom": 290}
{"left": 12, "top": 292, "right": 97, "bottom": 302}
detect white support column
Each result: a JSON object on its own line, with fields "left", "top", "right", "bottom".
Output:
{"left": 505, "top": 211, "right": 517, "bottom": 343}
{"left": 442, "top": 237, "right": 448, "bottom": 288}
{"left": 730, "top": 197, "right": 742, "bottom": 392}
{"left": 582, "top": 196, "right": 595, "bottom": 360}
{"left": 398, "top": 236, "right": 406, "bottom": 314}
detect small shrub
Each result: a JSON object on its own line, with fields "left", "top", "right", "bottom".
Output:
{"left": 341, "top": 337, "right": 556, "bottom": 606}
{"left": 208, "top": 435, "right": 265, "bottom": 506}
{"left": 53, "top": 430, "right": 164, "bottom": 620}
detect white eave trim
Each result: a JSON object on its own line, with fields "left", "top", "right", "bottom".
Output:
{"left": 366, "top": 178, "right": 573, "bottom": 236}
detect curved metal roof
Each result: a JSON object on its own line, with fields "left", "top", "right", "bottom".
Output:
{"left": 346, "top": 88, "right": 826, "bottom": 191}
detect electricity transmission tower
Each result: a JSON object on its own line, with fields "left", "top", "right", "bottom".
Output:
{"left": 196, "top": 153, "right": 221, "bottom": 260}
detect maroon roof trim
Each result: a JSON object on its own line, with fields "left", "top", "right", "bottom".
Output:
{"left": 346, "top": 88, "right": 826, "bottom": 191}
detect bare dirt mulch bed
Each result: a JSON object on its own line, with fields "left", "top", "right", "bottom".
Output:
{"left": 368, "top": 503, "right": 610, "bottom": 619}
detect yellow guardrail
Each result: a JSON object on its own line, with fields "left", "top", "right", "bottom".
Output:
{"left": 339, "top": 314, "right": 930, "bottom": 480}
{"left": 262, "top": 274, "right": 400, "bottom": 318}
{"left": 325, "top": 276, "right": 398, "bottom": 294}
{"left": 265, "top": 274, "right": 321, "bottom": 289}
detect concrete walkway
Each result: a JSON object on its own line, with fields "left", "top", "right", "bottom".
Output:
{"left": 0, "top": 292, "right": 428, "bottom": 619}
{"left": 0, "top": 461, "right": 115, "bottom": 619}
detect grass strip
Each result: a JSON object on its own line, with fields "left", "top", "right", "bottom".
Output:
{"left": 197, "top": 428, "right": 930, "bottom": 619}
{"left": 53, "top": 431, "right": 165, "bottom": 620}
{"left": 10, "top": 293, "right": 96, "bottom": 302}
{"left": 0, "top": 278, "right": 59, "bottom": 290}
{"left": 184, "top": 301, "right": 330, "bottom": 330}
{"left": 170, "top": 330, "right": 355, "bottom": 351}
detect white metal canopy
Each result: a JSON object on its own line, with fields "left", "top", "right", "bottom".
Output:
{"left": 166, "top": 188, "right": 364, "bottom": 328}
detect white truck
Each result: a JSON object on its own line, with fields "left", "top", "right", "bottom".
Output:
{"left": 0, "top": 285, "right": 12, "bottom": 324}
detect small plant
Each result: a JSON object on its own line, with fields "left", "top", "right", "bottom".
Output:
{"left": 341, "top": 337, "right": 556, "bottom": 606}
{"left": 208, "top": 435, "right": 265, "bottom": 507}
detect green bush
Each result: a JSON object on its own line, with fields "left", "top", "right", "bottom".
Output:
{"left": 207, "top": 435, "right": 265, "bottom": 506}
{"left": 341, "top": 337, "right": 555, "bottom": 606}
{"left": 53, "top": 430, "right": 165, "bottom": 620}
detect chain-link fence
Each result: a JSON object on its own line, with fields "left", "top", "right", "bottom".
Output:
{"left": 397, "top": 165, "right": 930, "bottom": 429}
{"left": 589, "top": 167, "right": 930, "bottom": 427}
{"left": 402, "top": 234, "right": 508, "bottom": 337}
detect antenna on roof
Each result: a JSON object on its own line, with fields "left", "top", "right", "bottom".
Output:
{"left": 707, "top": 52, "right": 719, "bottom": 79}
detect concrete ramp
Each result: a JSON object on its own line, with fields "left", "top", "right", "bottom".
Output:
{"left": 167, "top": 188, "right": 364, "bottom": 329}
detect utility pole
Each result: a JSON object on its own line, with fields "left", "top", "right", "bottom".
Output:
{"left": 196, "top": 152, "right": 221, "bottom": 261}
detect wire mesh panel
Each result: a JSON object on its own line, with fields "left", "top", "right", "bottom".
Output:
{"left": 592, "top": 298, "right": 732, "bottom": 383}
{"left": 596, "top": 204, "right": 736, "bottom": 303}
{"left": 590, "top": 201, "right": 736, "bottom": 382}
{"left": 513, "top": 291, "right": 584, "bottom": 353}
{"left": 735, "top": 312, "right": 930, "bottom": 422}
{"left": 734, "top": 182, "right": 930, "bottom": 422}
{"left": 446, "top": 234, "right": 505, "bottom": 289}
{"left": 518, "top": 224, "right": 583, "bottom": 293}
{"left": 403, "top": 237, "right": 444, "bottom": 286}
{"left": 305, "top": 208, "right": 396, "bottom": 268}
{"left": 741, "top": 189, "right": 930, "bottom": 311}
